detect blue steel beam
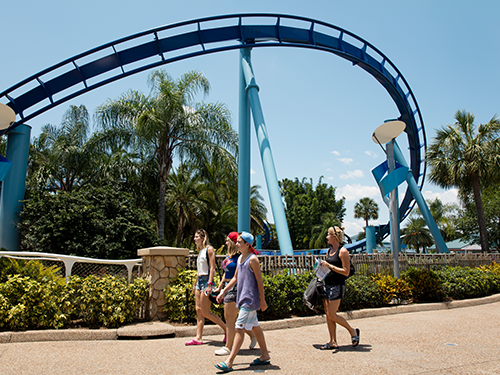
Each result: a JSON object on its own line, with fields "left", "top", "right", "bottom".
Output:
{"left": 240, "top": 48, "right": 294, "bottom": 254}
{"left": 0, "top": 14, "right": 426, "bottom": 247}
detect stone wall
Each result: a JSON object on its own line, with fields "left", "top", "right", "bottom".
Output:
{"left": 137, "top": 246, "right": 189, "bottom": 321}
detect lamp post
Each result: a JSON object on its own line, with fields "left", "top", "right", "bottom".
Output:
{"left": 372, "top": 120, "right": 406, "bottom": 278}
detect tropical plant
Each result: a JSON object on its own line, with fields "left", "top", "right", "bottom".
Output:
{"left": 18, "top": 185, "right": 158, "bottom": 259}
{"left": 95, "top": 69, "right": 238, "bottom": 240}
{"left": 401, "top": 215, "right": 434, "bottom": 253}
{"left": 27, "top": 105, "right": 101, "bottom": 193}
{"left": 427, "top": 110, "right": 500, "bottom": 252}
{"left": 457, "top": 182, "right": 500, "bottom": 250}
{"left": 280, "top": 177, "right": 345, "bottom": 250}
{"left": 354, "top": 197, "right": 379, "bottom": 228}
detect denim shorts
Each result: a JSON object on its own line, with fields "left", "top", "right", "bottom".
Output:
{"left": 222, "top": 281, "right": 238, "bottom": 304}
{"left": 235, "top": 307, "right": 259, "bottom": 330}
{"left": 196, "top": 275, "right": 209, "bottom": 291}
{"left": 324, "top": 284, "right": 345, "bottom": 301}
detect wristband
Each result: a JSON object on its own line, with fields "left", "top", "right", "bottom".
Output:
{"left": 208, "top": 281, "right": 215, "bottom": 286}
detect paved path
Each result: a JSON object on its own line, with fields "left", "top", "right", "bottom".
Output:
{"left": 1, "top": 299, "right": 499, "bottom": 374}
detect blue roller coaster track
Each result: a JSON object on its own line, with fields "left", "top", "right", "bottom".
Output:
{"left": 0, "top": 14, "right": 426, "bottom": 249}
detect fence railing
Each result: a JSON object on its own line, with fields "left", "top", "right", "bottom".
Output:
{"left": 187, "top": 252, "right": 498, "bottom": 277}
{"left": 0, "top": 251, "right": 142, "bottom": 283}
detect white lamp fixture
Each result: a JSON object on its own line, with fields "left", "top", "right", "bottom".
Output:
{"left": 0, "top": 103, "right": 16, "bottom": 130}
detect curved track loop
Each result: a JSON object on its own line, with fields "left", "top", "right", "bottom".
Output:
{"left": 0, "top": 14, "right": 426, "bottom": 248}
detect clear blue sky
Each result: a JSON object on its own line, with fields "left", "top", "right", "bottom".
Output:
{"left": 1, "top": 1, "right": 499, "bottom": 239}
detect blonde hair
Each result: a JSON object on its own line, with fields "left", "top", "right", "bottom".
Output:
{"left": 226, "top": 237, "right": 238, "bottom": 257}
{"left": 195, "top": 229, "right": 210, "bottom": 249}
{"left": 328, "top": 226, "right": 345, "bottom": 244}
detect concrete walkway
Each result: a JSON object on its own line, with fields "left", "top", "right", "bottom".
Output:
{"left": 1, "top": 294, "right": 499, "bottom": 374}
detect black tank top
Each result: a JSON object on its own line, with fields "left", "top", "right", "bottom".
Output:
{"left": 323, "top": 247, "right": 346, "bottom": 286}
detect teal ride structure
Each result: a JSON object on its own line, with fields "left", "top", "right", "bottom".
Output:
{"left": 0, "top": 14, "right": 434, "bottom": 254}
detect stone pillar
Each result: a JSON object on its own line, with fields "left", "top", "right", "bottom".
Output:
{"left": 138, "top": 246, "right": 189, "bottom": 321}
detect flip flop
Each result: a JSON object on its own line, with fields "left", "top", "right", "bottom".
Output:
{"left": 320, "top": 343, "right": 338, "bottom": 350}
{"left": 214, "top": 362, "right": 233, "bottom": 372}
{"left": 185, "top": 338, "right": 203, "bottom": 346}
{"left": 250, "top": 358, "right": 271, "bottom": 366}
{"left": 352, "top": 328, "right": 360, "bottom": 347}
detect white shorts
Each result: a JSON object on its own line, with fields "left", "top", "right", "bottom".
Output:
{"left": 235, "top": 307, "right": 259, "bottom": 330}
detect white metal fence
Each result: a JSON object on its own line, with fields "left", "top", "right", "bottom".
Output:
{"left": 0, "top": 251, "right": 142, "bottom": 283}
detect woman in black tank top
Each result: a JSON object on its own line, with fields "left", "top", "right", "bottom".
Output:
{"left": 318, "top": 226, "right": 360, "bottom": 351}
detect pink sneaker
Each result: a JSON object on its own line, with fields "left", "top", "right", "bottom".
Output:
{"left": 185, "top": 339, "right": 203, "bottom": 346}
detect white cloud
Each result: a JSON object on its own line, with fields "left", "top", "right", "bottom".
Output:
{"left": 325, "top": 168, "right": 334, "bottom": 172}
{"left": 338, "top": 157, "right": 354, "bottom": 165}
{"left": 326, "top": 176, "right": 334, "bottom": 180}
{"left": 365, "top": 150, "right": 378, "bottom": 158}
{"left": 339, "top": 170, "right": 364, "bottom": 180}
{"left": 251, "top": 169, "right": 256, "bottom": 175}
{"left": 422, "top": 188, "right": 459, "bottom": 206}
{"left": 337, "top": 184, "right": 380, "bottom": 201}
{"left": 343, "top": 221, "right": 364, "bottom": 237}
{"left": 331, "top": 151, "right": 340, "bottom": 156}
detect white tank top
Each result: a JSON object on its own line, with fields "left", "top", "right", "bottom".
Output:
{"left": 197, "top": 247, "right": 210, "bottom": 276}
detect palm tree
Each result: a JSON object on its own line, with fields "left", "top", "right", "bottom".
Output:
{"left": 354, "top": 197, "right": 379, "bottom": 228}
{"left": 28, "top": 105, "right": 99, "bottom": 193}
{"left": 401, "top": 215, "right": 434, "bottom": 253}
{"left": 96, "top": 69, "right": 238, "bottom": 240}
{"left": 427, "top": 110, "right": 500, "bottom": 252}
{"left": 309, "top": 212, "right": 341, "bottom": 249}
{"left": 164, "top": 163, "right": 205, "bottom": 247}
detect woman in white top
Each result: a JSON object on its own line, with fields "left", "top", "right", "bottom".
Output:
{"left": 185, "top": 229, "right": 227, "bottom": 346}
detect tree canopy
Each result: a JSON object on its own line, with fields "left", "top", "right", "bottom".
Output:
{"left": 280, "top": 177, "right": 345, "bottom": 250}
{"left": 427, "top": 110, "right": 500, "bottom": 252}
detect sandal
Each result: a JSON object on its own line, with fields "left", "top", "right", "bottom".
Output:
{"left": 250, "top": 358, "right": 271, "bottom": 366}
{"left": 352, "top": 328, "right": 360, "bottom": 347}
{"left": 320, "top": 343, "right": 338, "bottom": 350}
{"left": 185, "top": 338, "right": 203, "bottom": 346}
{"left": 215, "top": 361, "right": 233, "bottom": 372}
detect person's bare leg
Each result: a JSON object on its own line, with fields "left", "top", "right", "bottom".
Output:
{"left": 223, "top": 328, "right": 245, "bottom": 368}
{"left": 224, "top": 303, "right": 238, "bottom": 350}
{"left": 201, "top": 292, "right": 226, "bottom": 333}
{"left": 194, "top": 290, "right": 204, "bottom": 341}
{"left": 323, "top": 298, "right": 338, "bottom": 347}
{"left": 252, "top": 325, "right": 270, "bottom": 361}
{"left": 327, "top": 299, "right": 356, "bottom": 337}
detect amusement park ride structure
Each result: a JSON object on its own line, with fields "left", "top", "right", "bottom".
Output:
{"left": 0, "top": 14, "right": 447, "bottom": 259}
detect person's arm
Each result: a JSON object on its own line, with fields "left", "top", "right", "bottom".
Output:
{"left": 216, "top": 266, "right": 238, "bottom": 303}
{"left": 249, "top": 255, "right": 268, "bottom": 312}
{"left": 206, "top": 246, "right": 217, "bottom": 293}
{"left": 193, "top": 274, "right": 198, "bottom": 295}
{"left": 321, "top": 248, "right": 350, "bottom": 276}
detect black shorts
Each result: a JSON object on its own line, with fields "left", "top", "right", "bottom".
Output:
{"left": 324, "top": 284, "right": 345, "bottom": 301}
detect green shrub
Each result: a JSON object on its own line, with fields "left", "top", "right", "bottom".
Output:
{"left": 437, "top": 266, "right": 500, "bottom": 300}
{"left": 260, "top": 270, "right": 316, "bottom": 320}
{"left": 372, "top": 274, "right": 412, "bottom": 304}
{"left": 402, "top": 267, "right": 444, "bottom": 303}
{"left": 0, "top": 274, "right": 68, "bottom": 330}
{"left": 0, "top": 258, "right": 64, "bottom": 284}
{"left": 163, "top": 270, "right": 223, "bottom": 322}
{"left": 341, "top": 275, "right": 384, "bottom": 311}
{"left": 67, "top": 275, "right": 148, "bottom": 328}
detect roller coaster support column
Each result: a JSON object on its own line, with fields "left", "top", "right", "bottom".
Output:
{"left": 366, "top": 226, "right": 375, "bottom": 253}
{"left": 393, "top": 142, "right": 449, "bottom": 253}
{"left": 387, "top": 141, "right": 400, "bottom": 278}
{"left": 238, "top": 48, "right": 252, "bottom": 233}
{"left": 240, "top": 48, "right": 293, "bottom": 255}
{"left": 0, "top": 124, "right": 31, "bottom": 250}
